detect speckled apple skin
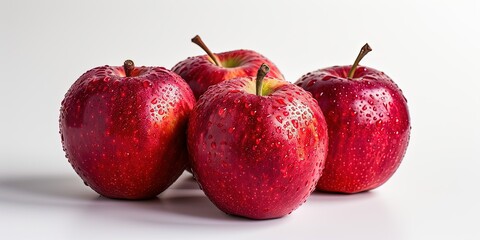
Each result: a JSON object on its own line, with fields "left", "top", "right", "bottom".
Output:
{"left": 296, "top": 66, "right": 410, "bottom": 193}
{"left": 188, "top": 77, "right": 328, "bottom": 219}
{"left": 60, "top": 65, "right": 195, "bottom": 199}
{"left": 172, "top": 49, "right": 284, "bottom": 99}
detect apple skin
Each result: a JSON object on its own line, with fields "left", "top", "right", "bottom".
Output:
{"left": 295, "top": 65, "right": 410, "bottom": 193}
{"left": 172, "top": 49, "right": 284, "bottom": 99}
{"left": 59, "top": 64, "right": 195, "bottom": 199}
{"left": 187, "top": 77, "right": 328, "bottom": 219}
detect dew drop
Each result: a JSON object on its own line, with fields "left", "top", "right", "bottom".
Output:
{"left": 218, "top": 108, "right": 226, "bottom": 117}
{"left": 276, "top": 126, "right": 282, "bottom": 133}
{"left": 291, "top": 119, "right": 298, "bottom": 128}
{"left": 322, "top": 75, "right": 334, "bottom": 81}
{"left": 276, "top": 116, "right": 283, "bottom": 123}
{"left": 143, "top": 80, "right": 152, "bottom": 88}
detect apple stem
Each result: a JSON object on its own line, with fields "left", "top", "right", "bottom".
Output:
{"left": 256, "top": 63, "right": 270, "bottom": 96}
{"left": 123, "top": 60, "right": 135, "bottom": 77}
{"left": 191, "top": 35, "right": 221, "bottom": 67}
{"left": 347, "top": 43, "right": 372, "bottom": 79}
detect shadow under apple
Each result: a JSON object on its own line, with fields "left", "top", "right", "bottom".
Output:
{"left": 0, "top": 174, "right": 97, "bottom": 207}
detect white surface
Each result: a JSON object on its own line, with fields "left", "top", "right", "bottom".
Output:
{"left": 1, "top": 0, "right": 479, "bottom": 239}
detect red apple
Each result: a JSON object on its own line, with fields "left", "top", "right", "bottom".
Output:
{"left": 172, "top": 35, "right": 284, "bottom": 99}
{"left": 59, "top": 60, "right": 195, "bottom": 199}
{"left": 295, "top": 44, "right": 410, "bottom": 193}
{"left": 188, "top": 64, "right": 328, "bottom": 219}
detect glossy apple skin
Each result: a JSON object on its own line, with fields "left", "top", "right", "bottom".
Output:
{"left": 59, "top": 65, "right": 195, "bottom": 199}
{"left": 188, "top": 77, "right": 328, "bottom": 219}
{"left": 172, "top": 49, "right": 284, "bottom": 99}
{"left": 295, "top": 65, "right": 410, "bottom": 193}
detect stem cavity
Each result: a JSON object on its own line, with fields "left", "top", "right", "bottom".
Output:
{"left": 348, "top": 43, "right": 372, "bottom": 79}
{"left": 191, "top": 35, "right": 221, "bottom": 66}
{"left": 256, "top": 63, "right": 270, "bottom": 96}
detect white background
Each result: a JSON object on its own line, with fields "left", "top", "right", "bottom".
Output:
{"left": 1, "top": 0, "right": 479, "bottom": 239}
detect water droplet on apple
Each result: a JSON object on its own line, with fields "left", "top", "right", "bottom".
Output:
{"left": 211, "top": 142, "right": 216, "bottom": 149}
{"left": 323, "top": 75, "right": 334, "bottom": 81}
{"left": 229, "top": 89, "right": 241, "bottom": 94}
{"left": 291, "top": 119, "right": 298, "bottom": 128}
{"left": 143, "top": 80, "right": 152, "bottom": 88}
{"left": 276, "top": 116, "right": 283, "bottom": 123}
{"left": 218, "top": 108, "right": 226, "bottom": 117}
{"left": 283, "top": 111, "right": 289, "bottom": 116}
{"left": 276, "top": 126, "right": 282, "bottom": 133}
{"left": 276, "top": 99, "right": 286, "bottom": 105}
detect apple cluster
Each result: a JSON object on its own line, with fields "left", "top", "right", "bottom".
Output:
{"left": 59, "top": 36, "right": 410, "bottom": 220}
